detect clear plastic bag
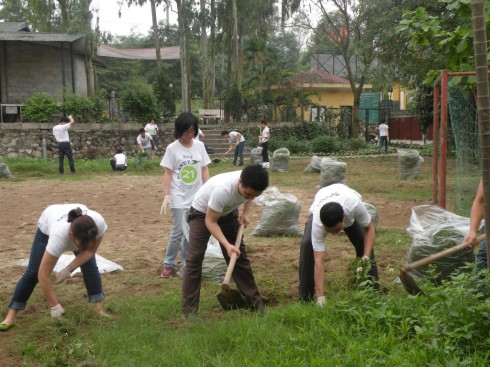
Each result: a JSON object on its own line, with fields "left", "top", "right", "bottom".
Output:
{"left": 0, "top": 163, "right": 13, "bottom": 178}
{"left": 398, "top": 149, "right": 424, "bottom": 180}
{"left": 304, "top": 155, "right": 322, "bottom": 173}
{"left": 405, "top": 205, "right": 475, "bottom": 283}
{"left": 250, "top": 147, "right": 263, "bottom": 164}
{"left": 271, "top": 147, "right": 290, "bottom": 172}
{"left": 252, "top": 186, "right": 303, "bottom": 237}
{"left": 363, "top": 202, "right": 379, "bottom": 229}
{"left": 319, "top": 158, "right": 346, "bottom": 187}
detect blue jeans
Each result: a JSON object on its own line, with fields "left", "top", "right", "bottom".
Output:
{"left": 8, "top": 229, "right": 104, "bottom": 310}
{"left": 233, "top": 141, "right": 245, "bottom": 165}
{"left": 164, "top": 208, "right": 189, "bottom": 269}
{"left": 136, "top": 147, "right": 152, "bottom": 167}
{"left": 379, "top": 136, "right": 388, "bottom": 153}
{"left": 476, "top": 239, "right": 488, "bottom": 272}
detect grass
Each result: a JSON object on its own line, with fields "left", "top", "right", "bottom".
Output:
{"left": 2, "top": 152, "right": 489, "bottom": 366}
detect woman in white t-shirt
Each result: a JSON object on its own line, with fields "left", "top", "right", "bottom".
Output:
{"left": 0, "top": 204, "right": 109, "bottom": 331}
{"left": 159, "top": 113, "right": 211, "bottom": 278}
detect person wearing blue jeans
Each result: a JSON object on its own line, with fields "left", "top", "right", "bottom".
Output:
{"left": 221, "top": 130, "right": 246, "bottom": 166}
{"left": 464, "top": 178, "right": 489, "bottom": 273}
{"left": 0, "top": 204, "right": 109, "bottom": 332}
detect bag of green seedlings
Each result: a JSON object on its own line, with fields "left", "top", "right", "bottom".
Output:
{"left": 0, "top": 163, "right": 13, "bottom": 178}
{"left": 250, "top": 147, "right": 263, "bottom": 165}
{"left": 398, "top": 149, "right": 424, "bottom": 180}
{"left": 271, "top": 147, "right": 290, "bottom": 172}
{"left": 405, "top": 205, "right": 476, "bottom": 284}
{"left": 252, "top": 186, "right": 303, "bottom": 237}
{"left": 304, "top": 155, "right": 322, "bottom": 173}
{"left": 319, "top": 158, "right": 347, "bottom": 187}
{"left": 363, "top": 202, "right": 379, "bottom": 229}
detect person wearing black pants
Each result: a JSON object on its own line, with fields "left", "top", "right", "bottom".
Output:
{"left": 53, "top": 115, "right": 75, "bottom": 174}
{"left": 298, "top": 183, "right": 379, "bottom": 305}
{"left": 259, "top": 120, "right": 270, "bottom": 164}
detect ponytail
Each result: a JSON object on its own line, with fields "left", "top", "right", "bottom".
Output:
{"left": 67, "top": 207, "right": 83, "bottom": 223}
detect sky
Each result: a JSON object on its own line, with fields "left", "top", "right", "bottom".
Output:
{"left": 92, "top": 0, "right": 176, "bottom": 37}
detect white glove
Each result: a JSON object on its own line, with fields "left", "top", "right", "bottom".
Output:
{"left": 316, "top": 296, "right": 326, "bottom": 307}
{"left": 160, "top": 195, "right": 171, "bottom": 215}
{"left": 50, "top": 304, "right": 65, "bottom": 318}
{"left": 53, "top": 267, "right": 72, "bottom": 284}
{"left": 361, "top": 255, "right": 370, "bottom": 262}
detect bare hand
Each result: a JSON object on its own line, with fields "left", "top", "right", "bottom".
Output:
{"left": 226, "top": 244, "right": 241, "bottom": 259}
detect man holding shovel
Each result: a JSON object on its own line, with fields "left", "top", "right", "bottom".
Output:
{"left": 221, "top": 130, "right": 246, "bottom": 166}
{"left": 182, "top": 164, "right": 269, "bottom": 316}
{"left": 298, "top": 183, "right": 380, "bottom": 306}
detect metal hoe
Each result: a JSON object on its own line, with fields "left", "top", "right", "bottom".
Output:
{"left": 399, "top": 234, "right": 485, "bottom": 295}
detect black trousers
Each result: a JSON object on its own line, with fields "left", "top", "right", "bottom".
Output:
{"left": 298, "top": 215, "right": 379, "bottom": 301}
{"left": 58, "top": 142, "right": 75, "bottom": 174}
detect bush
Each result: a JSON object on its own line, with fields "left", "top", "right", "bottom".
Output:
{"left": 120, "top": 81, "right": 159, "bottom": 123}
{"left": 346, "top": 138, "right": 367, "bottom": 151}
{"left": 311, "top": 135, "right": 343, "bottom": 153}
{"left": 61, "top": 93, "right": 96, "bottom": 123}
{"left": 270, "top": 138, "right": 310, "bottom": 155}
{"left": 23, "top": 93, "right": 59, "bottom": 122}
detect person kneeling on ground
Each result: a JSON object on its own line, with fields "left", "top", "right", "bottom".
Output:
{"left": 110, "top": 149, "right": 127, "bottom": 171}
{"left": 0, "top": 204, "right": 110, "bottom": 332}
{"left": 298, "top": 183, "right": 380, "bottom": 306}
{"left": 182, "top": 164, "right": 269, "bottom": 316}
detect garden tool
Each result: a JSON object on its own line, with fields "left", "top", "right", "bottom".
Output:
{"left": 217, "top": 224, "right": 248, "bottom": 310}
{"left": 212, "top": 151, "right": 229, "bottom": 163}
{"left": 399, "top": 234, "right": 485, "bottom": 295}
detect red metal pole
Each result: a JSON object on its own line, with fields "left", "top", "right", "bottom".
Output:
{"left": 439, "top": 70, "right": 448, "bottom": 208}
{"left": 432, "top": 84, "right": 440, "bottom": 204}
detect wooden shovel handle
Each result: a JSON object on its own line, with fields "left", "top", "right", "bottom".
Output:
{"left": 222, "top": 224, "right": 245, "bottom": 286}
{"left": 405, "top": 234, "right": 485, "bottom": 271}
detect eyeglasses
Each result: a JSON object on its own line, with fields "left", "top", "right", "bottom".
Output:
{"left": 184, "top": 129, "right": 196, "bottom": 135}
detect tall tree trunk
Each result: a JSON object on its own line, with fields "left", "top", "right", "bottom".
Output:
{"left": 57, "top": 0, "right": 69, "bottom": 32}
{"left": 150, "top": 0, "right": 161, "bottom": 72}
{"left": 471, "top": 0, "right": 490, "bottom": 269}
{"left": 231, "top": 0, "right": 239, "bottom": 87}
{"left": 81, "top": 0, "right": 95, "bottom": 97}
{"left": 202, "top": 0, "right": 216, "bottom": 109}
{"left": 176, "top": 0, "right": 191, "bottom": 112}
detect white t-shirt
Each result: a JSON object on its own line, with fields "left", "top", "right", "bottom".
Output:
{"left": 114, "top": 153, "right": 127, "bottom": 166}
{"left": 228, "top": 131, "right": 245, "bottom": 144}
{"left": 145, "top": 123, "right": 159, "bottom": 136}
{"left": 160, "top": 139, "right": 211, "bottom": 208}
{"left": 261, "top": 127, "right": 270, "bottom": 143}
{"left": 194, "top": 128, "right": 204, "bottom": 141}
{"left": 309, "top": 183, "right": 371, "bottom": 252}
{"left": 378, "top": 123, "right": 389, "bottom": 137}
{"left": 192, "top": 170, "right": 246, "bottom": 216}
{"left": 137, "top": 133, "right": 153, "bottom": 149}
{"left": 53, "top": 123, "right": 71, "bottom": 142}
{"left": 38, "top": 204, "right": 108, "bottom": 258}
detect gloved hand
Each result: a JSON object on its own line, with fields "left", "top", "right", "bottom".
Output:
{"left": 316, "top": 296, "right": 326, "bottom": 307}
{"left": 160, "top": 195, "right": 171, "bottom": 215}
{"left": 361, "top": 255, "right": 370, "bottom": 262}
{"left": 53, "top": 267, "right": 72, "bottom": 284}
{"left": 50, "top": 303, "right": 65, "bottom": 318}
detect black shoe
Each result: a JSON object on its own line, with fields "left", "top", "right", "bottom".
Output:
{"left": 238, "top": 163, "right": 243, "bottom": 166}
{"left": 232, "top": 161, "right": 237, "bottom": 166}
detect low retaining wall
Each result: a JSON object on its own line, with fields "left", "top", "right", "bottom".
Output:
{"left": 0, "top": 122, "right": 175, "bottom": 159}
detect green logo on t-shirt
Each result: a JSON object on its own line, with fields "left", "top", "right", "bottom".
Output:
{"left": 180, "top": 165, "right": 198, "bottom": 184}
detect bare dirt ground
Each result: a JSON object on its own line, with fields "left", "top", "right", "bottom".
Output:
{"left": 0, "top": 162, "right": 430, "bottom": 365}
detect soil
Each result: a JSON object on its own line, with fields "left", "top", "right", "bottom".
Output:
{"left": 0, "top": 167, "right": 430, "bottom": 365}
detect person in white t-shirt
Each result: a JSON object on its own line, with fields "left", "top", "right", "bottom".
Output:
{"left": 298, "top": 183, "right": 379, "bottom": 306}
{"left": 377, "top": 120, "right": 389, "bottom": 153}
{"left": 221, "top": 130, "right": 246, "bottom": 166}
{"left": 110, "top": 149, "right": 127, "bottom": 171}
{"left": 136, "top": 128, "right": 156, "bottom": 166}
{"left": 182, "top": 164, "right": 269, "bottom": 316}
{"left": 0, "top": 204, "right": 109, "bottom": 331}
{"left": 194, "top": 128, "right": 205, "bottom": 142}
{"left": 259, "top": 119, "right": 270, "bottom": 165}
{"left": 52, "top": 115, "right": 75, "bottom": 174}
{"left": 144, "top": 118, "right": 159, "bottom": 159}
{"left": 159, "top": 113, "right": 211, "bottom": 278}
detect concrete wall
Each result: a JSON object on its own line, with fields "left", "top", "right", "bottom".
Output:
{"left": 0, "top": 122, "right": 175, "bottom": 159}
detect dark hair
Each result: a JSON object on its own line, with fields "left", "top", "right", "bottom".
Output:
{"left": 240, "top": 164, "right": 269, "bottom": 192}
{"left": 67, "top": 208, "right": 98, "bottom": 251}
{"left": 150, "top": 118, "right": 157, "bottom": 123}
{"left": 174, "top": 112, "right": 199, "bottom": 139}
{"left": 221, "top": 131, "right": 229, "bottom": 136}
{"left": 260, "top": 119, "right": 267, "bottom": 125}
{"left": 59, "top": 115, "right": 70, "bottom": 123}
{"left": 319, "top": 202, "right": 344, "bottom": 228}
{"left": 138, "top": 128, "right": 145, "bottom": 133}
{"left": 116, "top": 148, "right": 123, "bottom": 154}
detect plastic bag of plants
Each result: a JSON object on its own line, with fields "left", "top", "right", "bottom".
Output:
{"left": 271, "top": 147, "right": 290, "bottom": 172}
{"left": 363, "top": 202, "right": 379, "bottom": 229}
{"left": 319, "top": 158, "right": 346, "bottom": 187}
{"left": 252, "top": 186, "right": 303, "bottom": 237}
{"left": 398, "top": 149, "right": 424, "bottom": 180}
{"left": 405, "top": 205, "right": 475, "bottom": 284}
{"left": 304, "top": 155, "right": 322, "bottom": 173}
{"left": 0, "top": 163, "right": 13, "bottom": 178}
{"left": 250, "top": 147, "right": 263, "bottom": 164}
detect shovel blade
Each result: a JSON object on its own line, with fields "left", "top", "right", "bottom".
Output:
{"left": 217, "top": 286, "right": 248, "bottom": 311}
{"left": 399, "top": 266, "right": 423, "bottom": 295}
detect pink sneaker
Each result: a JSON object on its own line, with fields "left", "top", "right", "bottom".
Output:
{"left": 160, "top": 266, "right": 173, "bottom": 278}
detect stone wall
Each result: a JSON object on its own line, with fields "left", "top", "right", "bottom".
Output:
{"left": 0, "top": 122, "right": 175, "bottom": 159}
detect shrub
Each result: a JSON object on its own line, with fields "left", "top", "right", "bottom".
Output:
{"left": 224, "top": 84, "right": 243, "bottom": 122}
{"left": 270, "top": 138, "right": 310, "bottom": 155}
{"left": 311, "top": 135, "right": 343, "bottom": 153}
{"left": 346, "top": 138, "right": 367, "bottom": 151}
{"left": 120, "top": 81, "right": 159, "bottom": 123}
{"left": 61, "top": 93, "right": 95, "bottom": 123}
{"left": 23, "top": 93, "right": 58, "bottom": 122}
